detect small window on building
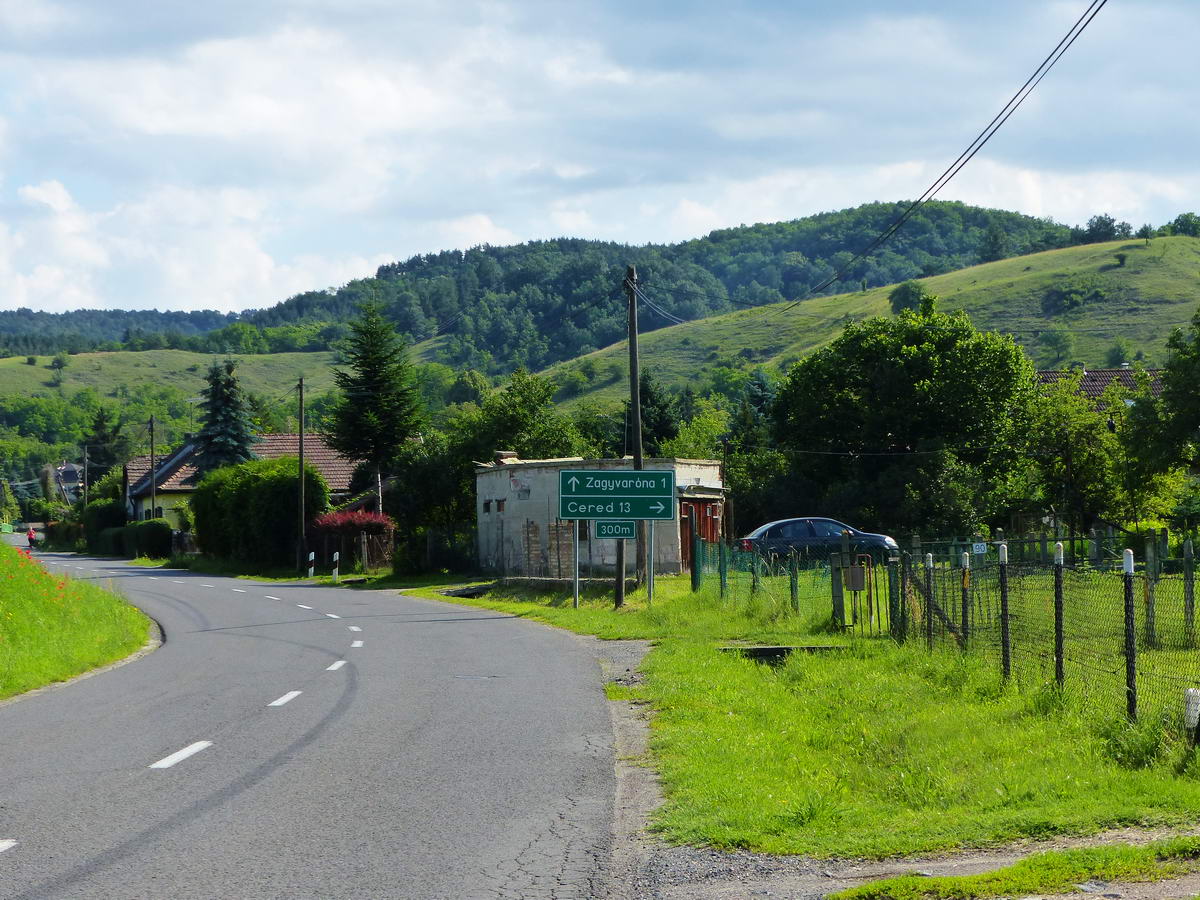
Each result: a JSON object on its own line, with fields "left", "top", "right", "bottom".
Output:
{"left": 483, "top": 500, "right": 492, "bottom": 513}
{"left": 155, "top": 507, "right": 164, "bottom": 519}
{"left": 496, "top": 499, "right": 505, "bottom": 512}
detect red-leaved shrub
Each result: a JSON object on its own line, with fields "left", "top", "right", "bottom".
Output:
{"left": 311, "top": 509, "right": 395, "bottom": 535}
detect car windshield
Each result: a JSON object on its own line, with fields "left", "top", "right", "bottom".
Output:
{"left": 810, "top": 519, "right": 849, "bottom": 538}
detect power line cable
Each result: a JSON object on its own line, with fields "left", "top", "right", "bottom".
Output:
{"left": 756, "top": 0, "right": 1110, "bottom": 321}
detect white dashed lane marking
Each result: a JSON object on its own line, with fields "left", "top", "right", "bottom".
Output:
{"left": 351, "top": 640, "right": 364, "bottom": 648}
{"left": 268, "top": 691, "right": 302, "bottom": 707}
{"left": 265, "top": 596, "right": 281, "bottom": 601}
{"left": 348, "top": 626, "right": 361, "bottom": 632}
{"left": 232, "top": 589, "right": 246, "bottom": 593}
{"left": 326, "top": 660, "right": 346, "bottom": 671}
{"left": 325, "top": 613, "right": 340, "bottom": 619}
{"left": 149, "top": 741, "right": 213, "bottom": 770}
{"left": 172, "top": 580, "right": 185, "bottom": 584}
{"left": 297, "top": 605, "right": 312, "bottom": 610}
{"left": 0, "top": 840, "right": 16, "bottom": 854}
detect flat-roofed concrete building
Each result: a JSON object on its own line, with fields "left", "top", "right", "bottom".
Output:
{"left": 474, "top": 452, "right": 724, "bottom": 577}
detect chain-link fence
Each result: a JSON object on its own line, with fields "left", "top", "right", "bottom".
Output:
{"left": 692, "top": 535, "right": 1200, "bottom": 735}
{"left": 693, "top": 540, "right": 898, "bottom": 636}
{"left": 899, "top": 547, "right": 1200, "bottom": 731}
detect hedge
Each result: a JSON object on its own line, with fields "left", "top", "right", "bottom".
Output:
{"left": 191, "top": 457, "right": 328, "bottom": 567}
{"left": 83, "top": 499, "right": 126, "bottom": 551}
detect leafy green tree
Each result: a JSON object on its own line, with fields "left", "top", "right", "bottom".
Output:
{"left": 888, "top": 280, "right": 935, "bottom": 315}
{"left": 325, "top": 302, "right": 423, "bottom": 511}
{"left": 192, "top": 359, "right": 258, "bottom": 478}
{"left": 1170, "top": 212, "right": 1200, "bottom": 237}
{"left": 772, "top": 307, "right": 1036, "bottom": 534}
{"left": 1105, "top": 338, "right": 1133, "bottom": 368}
{"left": 1127, "top": 310, "right": 1200, "bottom": 474}
{"left": 662, "top": 397, "right": 729, "bottom": 459}
{"left": 978, "top": 224, "right": 1010, "bottom": 262}
{"left": 1038, "top": 327, "right": 1076, "bottom": 365}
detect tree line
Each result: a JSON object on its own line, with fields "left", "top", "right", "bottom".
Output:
{"left": 7, "top": 202, "right": 1197, "bottom": 371}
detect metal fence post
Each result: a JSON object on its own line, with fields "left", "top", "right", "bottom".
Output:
{"left": 831, "top": 553, "right": 845, "bottom": 628}
{"left": 1185, "top": 538, "right": 1195, "bottom": 647}
{"left": 751, "top": 553, "right": 761, "bottom": 594}
{"left": 924, "top": 553, "right": 934, "bottom": 650}
{"left": 688, "top": 518, "right": 700, "bottom": 593}
{"left": 789, "top": 553, "right": 799, "bottom": 613}
{"left": 1054, "top": 541, "right": 1065, "bottom": 688}
{"left": 1144, "top": 534, "right": 1158, "bottom": 648}
{"left": 960, "top": 551, "right": 970, "bottom": 648}
{"left": 999, "top": 544, "right": 1011, "bottom": 679}
{"left": 1123, "top": 549, "right": 1138, "bottom": 721}
{"left": 887, "top": 557, "right": 900, "bottom": 640}
{"left": 718, "top": 541, "right": 728, "bottom": 600}
{"left": 899, "top": 554, "right": 910, "bottom": 642}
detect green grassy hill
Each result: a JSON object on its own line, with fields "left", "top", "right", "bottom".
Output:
{"left": 0, "top": 349, "right": 340, "bottom": 399}
{"left": 544, "top": 236, "right": 1200, "bottom": 407}
{"left": 2, "top": 237, "right": 1196, "bottom": 413}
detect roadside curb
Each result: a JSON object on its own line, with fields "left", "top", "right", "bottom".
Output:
{"left": 0, "top": 615, "right": 164, "bottom": 710}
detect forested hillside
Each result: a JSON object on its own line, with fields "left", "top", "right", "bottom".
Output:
{"left": 0, "top": 201, "right": 1080, "bottom": 366}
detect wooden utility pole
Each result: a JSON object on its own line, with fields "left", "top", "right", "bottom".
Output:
{"left": 298, "top": 377, "right": 306, "bottom": 573}
{"left": 149, "top": 416, "right": 156, "bottom": 521}
{"left": 625, "top": 265, "right": 647, "bottom": 584}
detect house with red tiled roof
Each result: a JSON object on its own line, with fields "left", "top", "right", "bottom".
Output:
{"left": 1036, "top": 366, "right": 1161, "bottom": 405}
{"left": 124, "top": 434, "right": 358, "bottom": 528}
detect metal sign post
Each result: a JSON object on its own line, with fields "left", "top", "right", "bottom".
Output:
{"left": 558, "top": 469, "right": 675, "bottom": 607}
{"left": 648, "top": 520, "right": 655, "bottom": 605}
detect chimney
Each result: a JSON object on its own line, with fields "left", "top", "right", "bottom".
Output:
{"left": 493, "top": 450, "right": 518, "bottom": 464}
{"left": 1120, "top": 362, "right": 1131, "bottom": 370}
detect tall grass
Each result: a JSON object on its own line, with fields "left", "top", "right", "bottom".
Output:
{"left": 0, "top": 544, "right": 150, "bottom": 700}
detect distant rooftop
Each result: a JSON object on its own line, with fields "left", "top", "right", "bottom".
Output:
{"left": 1036, "top": 367, "right": 1161, "bottom": 401}
{"left": 126, "top": 433, "right": 357, "bottom": 497}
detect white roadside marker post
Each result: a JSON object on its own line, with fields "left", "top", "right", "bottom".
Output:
{"left": 332, "top": 551, "right": 340, "bottom": 584}
{"left": 307, "top": 551, "right": 315, "bottom": 579}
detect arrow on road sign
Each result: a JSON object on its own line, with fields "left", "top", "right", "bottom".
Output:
{"left": 568, "top": 475, "right": 580, "bottom": 490}
{"left": 650, "top": 501, "right": 665, "bottom": 514}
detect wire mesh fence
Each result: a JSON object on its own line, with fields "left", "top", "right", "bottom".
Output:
{"left": 693, "top": 540, "right": 898, "bottom": 636}
{"left": 899, "top": 546, "right": 1200, "bottom": 733}
{"left": 693, "top": 536, "right": 1200, "bottom": 737}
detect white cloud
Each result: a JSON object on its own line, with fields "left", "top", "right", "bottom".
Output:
{"left": 0, "top": 0, "right": 71, "bottom": 37}
{"left": 0, "top": 1, "right": 1196, "bottom": 314}
{"left": 434, "top": 213, "right": 519, "bottom": 250}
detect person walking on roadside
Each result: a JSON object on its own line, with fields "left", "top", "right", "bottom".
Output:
{"left": 26, "top": 526, "right": 36, "bottom": 549}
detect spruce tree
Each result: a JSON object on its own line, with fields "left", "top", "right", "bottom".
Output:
{"left": 325, "top": 303, "right": 423, "bottom": 511}
{"left": 82, "top": 407, "right": 127, "bottom": 486}
{"left": 192, "top": 359, "right": 257, "bottom": 477}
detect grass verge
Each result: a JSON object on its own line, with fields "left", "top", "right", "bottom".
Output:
{"left": 832, "top": 837, "right": 1200, "bottom": 900}
{"left": 0, "top": 543, "right": 150, "bottom": 701}
{"left": 402, "top": 573, "right": 1200, "bottom": 858}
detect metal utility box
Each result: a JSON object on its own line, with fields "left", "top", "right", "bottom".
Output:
{"left": 844, "top": 565, "right": 866, "bottom": 592}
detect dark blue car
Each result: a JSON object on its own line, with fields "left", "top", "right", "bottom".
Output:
{"left": 740, "top": 517, "right": 898, "bottom": 557}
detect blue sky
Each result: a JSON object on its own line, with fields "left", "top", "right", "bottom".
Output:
{"left": 0, "top": 0, "right": 1194, "bottom": 313}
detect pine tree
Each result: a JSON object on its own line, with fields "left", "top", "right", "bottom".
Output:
{"left": 325, "top": 303, "right": 423, "bottom": 510}
{"left": 82, "top": 407, "right": 127, "bottom": 486}
{"left": 192, "top": 359, "right": 257, "bottom": 477}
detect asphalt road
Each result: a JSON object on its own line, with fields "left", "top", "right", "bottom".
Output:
{"left": 0, "top": 547, "right": 615, "bottom": 899}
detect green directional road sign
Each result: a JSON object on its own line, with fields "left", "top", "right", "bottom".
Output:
{"left": 594, "top": 520, "right": 636, "bottom": 540}
{"left": 558, "top": 469, "right": 675, "bottom": 520}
